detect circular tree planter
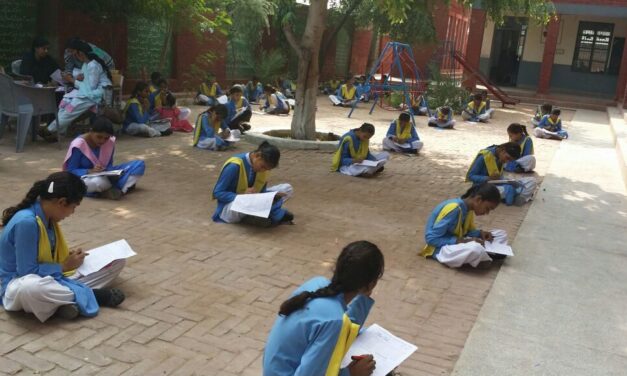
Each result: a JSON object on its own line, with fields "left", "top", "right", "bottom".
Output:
{"left": 243, "top": 130, "right": 340, "bottom": 151}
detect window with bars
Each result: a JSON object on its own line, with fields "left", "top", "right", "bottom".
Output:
{"left": 572, "top": 21, "right": 614, "bottom": 74}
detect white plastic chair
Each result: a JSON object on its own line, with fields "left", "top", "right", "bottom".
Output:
{"left": 0, "top": 73, "right": 34, "bottom": 152}
{"left": 11, "top": 60, "right": 21, "bottom": 75}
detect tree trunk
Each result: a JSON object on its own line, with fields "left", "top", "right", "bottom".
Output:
{"left": 159, "top": 20, "right": 174, "bottom": 72}
{"left": 286, "top": 0, "right": 328, "bottom": 140}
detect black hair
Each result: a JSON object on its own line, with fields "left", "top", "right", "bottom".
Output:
{"left": 2, "top": 172, "right": 86, "bottom": 226}
{"left": 440, "top": 106, "right": 451, "bottom": 115}
{"left": 255, "top": 141, "right": 280, "bottom": 168}
{"left": 90, "top": 116, "right": 115, "bottom": 135}
{"left": 541, "top": 103, "right": 553, "bottom": 114}
{"left": 399, "top": 112, "right": 411, "bottom": 122}
{"left": 229, "top": 85, "right": 243, "bottom": 95}
{"left": 132, "top": 81, "right": 149, "bottom": 98}
{"left": 278, "top": 241, "right": 384, "bottom": 316}
{"left": 150, "top": 72, "right": 162, "bottom": 84}
{"left": 263, "top": 84, "right": 276, "bottom": 93}
{"left": 75, "top": 40, "right": 112, "bottom": 80}
{"left": 65, "top": 36, "right": 81, "bottom": 49}
{"left": 461, "top": 182, "right": 501, "bottom": 203}
{"left": 210, "top": 104, "right": 228, "bottom": 120}
{"left": 498, "top": 142, "right": 522, "bottom": 160}
{"left": 507, "top": 123, "right": 528, "bottom": 136}
{"left": 31, "top": 36, "right": 49, "bottom": 51}
{"left": 551, "top": 108, "right": 561, "bottom": 116}
{"left": 473, "top": 93, "right": 483, "bottom": 101}
{"left": 165, "top": 92, "right": 176, "bottom": 107}
{"left": 157, "top": 78, "right": 168, "bottom": 87}
{"left": 358, "top": 123, "right": 375, "bottom": 135}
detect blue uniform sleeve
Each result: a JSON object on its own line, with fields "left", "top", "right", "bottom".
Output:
{"left": 294, "top": 319, "right": 344, "bottom": 376}
{"left": 346, "top": 295, "right": 374, "bottom": 327}
{"left": 14, "top": 219, "right": 63, "bottom": 277}
{"left": 425, "top": 208, "right": 460, "bottom": 247}
{"left": 409, "top": 126, "right": 419, "bottom": 142}
{"left": 340, "top": 141, "right": 354, "bottom": 166}
{"left": 555, "top": 119, "right": 562, "bottom": 131}
{"left": 468, "top": 155, "right": 489, "bottom": 184}
{"left": 220, "top": 120, "right": 228, "bottom": 131}
{"left": 244, "top": 98, "right": 251, "bottom": 111}
{"left": 201, "top": 115, "right": 215, "bottom": 138}
{"left": 386, "top": 122, "right": 396, "bottom": 138}
{"left": 366, "top": 151, "right": 375, "bottom": 161}
{"left": 504, "top": 161, "right": 517, "bottom": 172}
{"left": 537, "top": 116, "right": 548, "bottom": 128}
{"left": 213, "top": 163, "right": 239, "bottom": 204}
{"left": 522, "top": 138, "right": 533, "bottom": 156}
{"left": 127, "top": 103, "right": 151, "bottom": 124}
{"left": 216, "top": 84, "right": 223, "bottom": 96}
{"left": 65, "top": 148, "right": 91, "bottom": 177}
{"left": 466, "top": 229, "right": 481, "bottom": 238}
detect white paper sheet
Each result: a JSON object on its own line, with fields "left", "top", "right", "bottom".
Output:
{"left": 340, "top": 324, "right": 418, "bottom": 376}
{"left": 50, "top": 69, "right": 64, "bottom": 85}
{"left": 485, "top": 238, "right": 514, "bottom": 256}
{"left": 217, "top": 95, "right": 228, "bottom": 104}
{"left": 230, "top": 191, "right": 278, "bottom": 218}
{"left": 357, "top": 159, "right": 385, "bottom": 167}
{"left": 232, "top": 107, "right": 247, "bottom": 119}
{"left": 77, "top": 239, "right": 136, "bottom": 276}
{"left": 490, "top": 179, "right": 522, "bottom": 188}
{"left": 224, "top": 133, "right": 240, "bottom": 142}
{"left": 84, "top": 169, "right": 124, "bottom": 178}
{"left": 394, "top": 142, "right": 411, "bottom": 148}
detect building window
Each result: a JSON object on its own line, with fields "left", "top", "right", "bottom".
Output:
{"left": 572, "top": 21, "right": 614, "bottom": 74}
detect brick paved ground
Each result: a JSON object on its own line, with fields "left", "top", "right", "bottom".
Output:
{"left": 0, "top": 98, "right": 570, "bottom": 375}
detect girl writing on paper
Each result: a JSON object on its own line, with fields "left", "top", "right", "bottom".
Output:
{"left": 504, "top": 123, "right": 536, "bottom": 173}
{"left": 263, "top": 240, "right": 383, "bottom": 376}
{"left": 382, "top": 112, "right": 423, "bottom": 154}
{"left": 63, "top": 117, "right": 145, "bottom": 199}
{"left": 261, "top": 85, "right": 290, "bottom": 115}
{"left": 0, "top": 172, "right": 126, "bottom": 322}
{"left": 421, "top": 183, "right": 508, "bottom": 268}
{"left": 212, "top": 142, "right": 294, "bottom": 227}
{"left": 193, "top": 104, "right": 239, "bottom": 151}
{"left": 331, "top": 123, "right": 390, "bottom": 177}
{"left": 123, "top": 82, "right": 172, "bottom": 137}
{"left": 466, "top": 142, "right": 537, "bottom": 206}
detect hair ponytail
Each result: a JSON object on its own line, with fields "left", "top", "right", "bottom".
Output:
{"left": 278, "top": 241, "right": 384, "bottom": 316}
{"left": 461, "top": 182, "right": 501, "bottom": 203}
{"left": 507, "top": 123, "right": 528, "bottom": 137}
{"left": 2, "top": 172, "right": 86, "bottom": 226}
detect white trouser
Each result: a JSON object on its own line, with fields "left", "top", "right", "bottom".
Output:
{"left": 339, "top": 152, "right": 390, "bottom": 176}
{"left": 2, "top": 259, "right": 125, "bottom": 322}
{"left": 329, "top": 95, "right": 342, "bottom": 105}
{"left": 219, "top": 183, "right": 294, "bottom": 223}
{"left": 47, "top": 101, "right": 96, "bottom": 133}
{"left": 381, "top": 137, "right": 423, "bottom": 153}
{"left": 196, "top": 137, "right": 218, "bottom": 150}
{"left": 125, "top": 122, "right": 162, "bottom": 137}
{"left": 516, "top": 155, "right": 536, "bottom": 172}
{"left": 486, "top": 108, "right": 495, "bottom": 118}
{"left": 435, "top": 229, "right": 508, "bottom": 268}
{"left": 178, "top": 107, "right": 191, "bottom": 120}
{"left": 533, "top": 127, "right": 564, "bottom": 140}
{"left": 197, "top": 94, "right": 210, "bottom": 104}
{"left": 82, "top": 176, "right": 113, "bottom": 193}
{"left": 428, "top": 118, "right": 455, "bottom": 129}
{"left": 462, "top": 112, "right": 490, "bottom": 122}
{"left": 121, "top": 175, "right": 140, "bottom": 193}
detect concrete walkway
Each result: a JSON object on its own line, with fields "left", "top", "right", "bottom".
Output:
{"left": 452, "top": 110, "right": 627, "bottom": 375}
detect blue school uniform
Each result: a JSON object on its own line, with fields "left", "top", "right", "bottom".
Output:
{"left": 467, "top": 146, "right": 517, "bottom": 205}
{"left": 386, "top": 120, "right": 420, "bottom": 153}
{"left": 212, "top": 153, "right": 286, "bottom": 224}
{"left": 226, "top": 97, "right": 251, "bottom": 123}
{"left": 0, "top": 202, "right": 99, "bottom": 317}
{"left": 538, "top": 115, "right": 568, "bottom": 138}
{"left": 123, "top": 100, "right": 151, "bottom": 131}
{"left": 423, "top": 198, "right": 481, "bottom": 257}
{"left": 65, "top": 139, "right": 145, "bottom": 193}
{"left": 464, "top": 101, "right": 487, "bottom": 121}
{"left": 194, "top": 112, "right": 229, "bottom": 149}
{"left": 504, "top": 136, "right": 534, "bottom": 172}
{"left": 263, "top": 276, "right": 374, "bottom": 376}
{"left": 337, "top": 130, "right": 375, "bottom": 169}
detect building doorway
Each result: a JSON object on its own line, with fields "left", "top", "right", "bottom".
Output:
{"left": 489, "top": 17, "right": 528, "bottom": 86}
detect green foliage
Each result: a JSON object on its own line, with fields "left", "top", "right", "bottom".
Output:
{"left": 425, "top": 65, "right": 469, "bottom": 113}
{"left": 228, "top": 0, "right": 276, "bottom": 46}
{"left": 181, "top": 51, "right": 217, "bottom": 93}
{"left": 254, "top": 49, "right": 287, "bottom": 84}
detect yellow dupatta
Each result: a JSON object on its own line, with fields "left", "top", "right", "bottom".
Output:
{"left": 213, "top": 156, "right": 268, "bottom": 198}
{"left": 35, "top": 216, "right": 74, "bottom": 277}
{"left": 341, "top": 85, "right": 356, "bottom": 100}
{"left": 465, "top": 148, "right": 502, "bottom": 182}
{"left": 193, "top": 112, "right": 222, "bottom": 146}
{"left": 395, "top": 120, "right": 412, "bottom": 140}
{"left": 420, "top": 202, "right": 475, "bottom": 257}
{"left": 331, "top": 133, "right": 369, "bottom": 172}
{"left": 467, "top": 101, "right": 486, "bottom": 114}
{"left": 325, "top": 313, "right": 361, "bottom": 376}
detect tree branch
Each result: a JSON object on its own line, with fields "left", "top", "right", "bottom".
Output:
{"left": 283, "top": 24, "right": 303, "bottom": 59}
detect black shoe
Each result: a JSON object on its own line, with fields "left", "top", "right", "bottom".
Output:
{"left": 160, "top": 129, "right": 173, "bottom": 136}
{"left": 56, "top": 304, "right": 79, "bottom": 319}
{"left": 93, "top": 288, "right": 126, "bottom": 307}
{"left": 375, "top": 166, "right": 385, "bottom": 174}
{"left": 280, "top": 211, "right": 294, "bottom": 224}
{"left": 240, "top": 215, "right": 273, "bottom": 228}
{"left": 241, "top": 122, "right": 251, "bottom": 131}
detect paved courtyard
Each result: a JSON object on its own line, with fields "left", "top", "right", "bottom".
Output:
{"left": 0, "top": 98, "right": 569, "bottom": 375}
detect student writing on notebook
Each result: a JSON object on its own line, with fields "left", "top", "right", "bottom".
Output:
{"left": 382, "top": 112, "right": 423, "bottom": 154}
{"left": 331, "top": 123, "right": 390, "bottom": 177}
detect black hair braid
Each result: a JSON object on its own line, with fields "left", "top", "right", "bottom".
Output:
{"left": 278, "top": 282, "right": 341, "bottom": 316}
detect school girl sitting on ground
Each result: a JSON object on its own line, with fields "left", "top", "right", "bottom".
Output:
{"left": 0, "top": 172, "right": 126, "bottom": 322}
{"left": 534, "top": 108, "right": 568, "bottom": 140}
{"left": 504, "top": 123, "right": 536, "bottom": 173}
{"left": 156, "top": 93, "right": 194, "bottom": 132}
{"left": 462, "top": 93, "right": 490, "bottom": 122}
{"left": 123, "top": 82, "right": 172, "bottom": 137}
{"left": 245, "top": 76, "right": 263, "bottom": 103}
{"left": 261, "top": 85, "right": 290, "bottom": 115}
{"left": 149, "top": 72, "right": 162, "bottom": 93}
{"left": 331, "top": 123, "right": 390, "bottom": 177}
{"left": 466, "top": 142, "right": 536, "bottom": 206}
{"left": 427, "top": 106, "right": 455, "bottom": 129}
{"left": 411, "top": 94, "right": 429, "bottom": 116}
{"left": 421, "top": 183, "right": 508, "bottom": 268}
{"left": 196, "top": 74, "right": 223, "bottom": 106}
{"left": 150, "top": 78, "right": 191, "bottom": 122}
{"left": 63, "top": 117, "right": 145, "bottom": 200}
{"left": 263, "top": 240, "right": 383, "bottom": 376}
{"left": 329, "top": 77, "right": 358, "bottom": 107}
{"left": 192, "top": 104, "right": 238, "bottom": 151}
{"left": 382, "top": 112, "right": 423, "bottom": 154}
{"left": 226, "top": 86, "right": 252, "bottom": 133}
{"left": 531, "top": 103, "right": 552, "bottom": 127}
{"left": 212, "top": 142, "right": 294, "bottom": 227}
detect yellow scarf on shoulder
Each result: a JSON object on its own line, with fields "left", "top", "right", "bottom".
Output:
{"left": 420, "top": 202, "right": 475, "bottom": 257}
{"left": 213, "top": 156, "right": 268, "bottom": 198}
{"left": 331, "top": 133, "right": 369, "bottom": 172}
{"left": 193, "top": 112, "right": 222, "bottom": 146}
{"left": 341, "top": 85, "right": 356, "bottom": 100}
{"left": 465, "top": 148, "right": 502, "bottom": 182}
{"left": 35, "top": 216, "right": 74, "bottom": 277}
{"left": 325, "top": 313, "right": 360, "bottom": 376}
{"left": 395, "top": 120, "right": 412, "bottom": 140}
{"left": 467, "top": 101, "right": 486, "bottom": 113}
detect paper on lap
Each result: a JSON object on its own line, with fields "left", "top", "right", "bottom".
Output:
{"left": 357, "top": 159, "right": 385, "bottom": 167}
{"left": 394, "top": 142, "right": 411, "bottom": 148}
{"left": 485, "top": 234, "right": 514, "bottom": 256}
{"left": 224, "top": 133, "right": 240, "bottom": 142}
{"left": 50, "top": 69, "right": 64, "bottom": 85}
{"left": 231, "top": 191, "right": 277, "bottom": 218}
{"left": 77, "top": 239, "right": 136, "bottom": 276}
{"left": 340, "top": 324, "right": 418, "bottom": 376}
{"left": 84, "top": 169, "right": 124, "bottom": 178}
